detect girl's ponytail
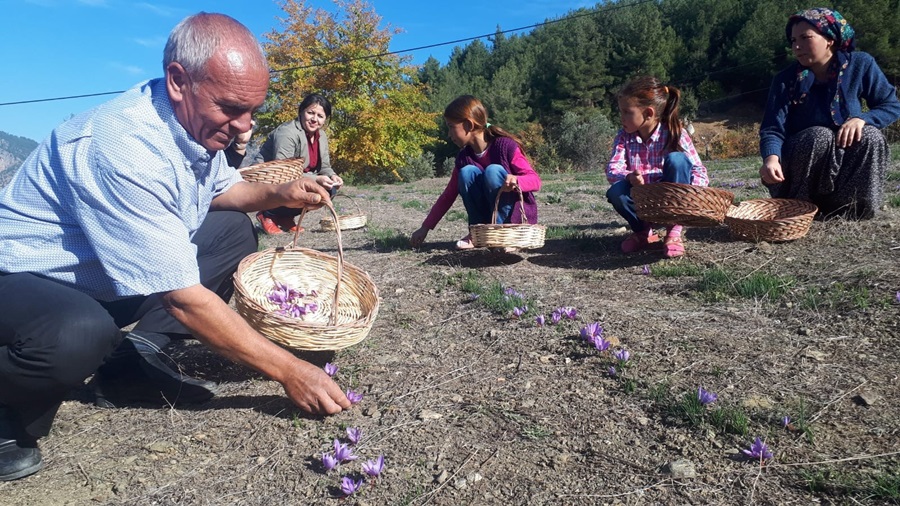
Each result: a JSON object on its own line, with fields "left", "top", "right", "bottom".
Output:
{"left": 661, "top": 85, "right": 683, "bottom": 154}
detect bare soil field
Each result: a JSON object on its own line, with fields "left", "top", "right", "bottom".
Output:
{"left": 2, "top": 148, "right": 899, "bottom": 505}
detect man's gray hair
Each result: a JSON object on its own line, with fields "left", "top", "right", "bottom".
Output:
{"left": 163, "top": 12, "right": 266, "bottom": 84}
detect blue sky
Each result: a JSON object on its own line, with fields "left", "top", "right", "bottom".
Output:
{"left": 2, "top": 0, "right": 592, "bottom": 142}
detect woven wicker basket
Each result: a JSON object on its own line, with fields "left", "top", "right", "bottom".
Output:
{"left": 238, "top": 158, "right": 306, "bottom": 184}
{"left": 233, "top": 206, "right": 380, "bottom": 351}
{"left": 469, "top": 188, "right": 546, "bottom": 249}
{"left": 632, "top": 182, "right": 734, "bottom": 227}
{"left": 725, "top": 198, "right": 817, "bottom": 242}
{"left": 319, "top": 194, "right": 367, "bottom": 231}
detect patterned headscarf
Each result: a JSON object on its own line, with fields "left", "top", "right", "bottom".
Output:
{"left": 786, "top": 8, "right": 856, "bottom": 125}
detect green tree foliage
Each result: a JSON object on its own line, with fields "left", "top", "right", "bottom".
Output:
{"left": 260, "top": 0, "right": 437, "bottom": 181}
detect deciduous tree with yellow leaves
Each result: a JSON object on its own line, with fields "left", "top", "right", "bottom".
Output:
{"left": 258, "top": 0, "right": 437, "bottom": 181}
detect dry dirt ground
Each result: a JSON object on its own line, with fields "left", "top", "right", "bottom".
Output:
{"left": 2, "top": 147, "right": 900, "bottom": 505}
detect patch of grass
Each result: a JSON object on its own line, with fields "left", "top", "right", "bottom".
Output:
{"left": 445, "top": 210, "right": 467, "bottom": 222}
{"left": 572, "top": 171, "right": 605, "bottom": 183}
{"left": 521, "top": 424, "right": 553, "bottom": 440}
{"left": 888, "top": 195, "right": 900, "bottom": 208}
{"left": 698, "top": 267, "right": 732, "bottom": 302}
{"left": 367, "top": 224, "right": 409, "bottom": 251}
{"left": 543, "top": 193, "right": 563, "bottom": 204}
{"left": 734, "top": 272, "right": 793, "bottom": 299}
{"left": 545, "top": 225, "right": 586, "bottom": 240}
{"left": 540, "top": 182, "right": 570, "bottom": 194}
{"left": 567, "top": 202, "right": 586, "bottom": 212}
{"left": 709, "top": 406, "right": 749, "bottom": 435}
{"left": 452, "top": 271, "right": 532, "bottom": 316}
{"left": 678, "top": 391, "right": 705, "bottom": 427}
{"left": 401, "top": 199, "right": 427, "bottom": 210}
{"left": 886, "top": 170, "right": 900, "bottom": 181}
{"left": 799, "top": 467, "right": 900, "bottom": 502}
{"left": 799, "top": 282, "right": 875, "bottom": 311}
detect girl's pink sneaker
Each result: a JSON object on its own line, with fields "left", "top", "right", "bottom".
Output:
{"left": 620, "top": 229, "right": 659, "bottom": 253}
{"left": 455, "top": 234, "right": 475, "bottom": 250}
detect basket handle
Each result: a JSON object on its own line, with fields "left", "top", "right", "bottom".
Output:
{"left": 331, "top": 193, "right": 363, "bottom": 216}
{"left": 271, "top": 202, "right": 343, "bottom": 326}
{"left": 490, "top": 186, "right": 527, "bottom": 225}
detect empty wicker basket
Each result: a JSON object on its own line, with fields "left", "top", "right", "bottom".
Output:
{"left": 725, "top": 198, "right": 818, "bottom": 242}
{"left": 632, "top": 182, "right": 734, "bottom": 227}
{"left": 319, "top": 194, "right": 367, "bottom": 231}
{"left": 233, "top": 206, "right": 380, "bottom": 351}
{"left": 238, "top": 157, "right": 306, "bottom": 184}
{"left": 469, "top": 188, "right": 546, "bottom": 249}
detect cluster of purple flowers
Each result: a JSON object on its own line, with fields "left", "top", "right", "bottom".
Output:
{"left": 320, "top": 427, "right": 386, "bottom": 497}
{"left": 323, "top": 363, "right": 363, "bottom": 405}
{"left": 534, "top": 306, "right": 577, "bottom": 326}
{"left": 742, "top": 437, "right": 773, "bottom": 462}
{"left": 267, "top": 282, "right": 319, "bottom": 318}
{"left": 579, "top": 323, "right": 632, "bottom": 377}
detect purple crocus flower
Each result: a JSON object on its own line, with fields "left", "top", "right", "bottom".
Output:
{"left": 346, "top": 427, "right": 362, "bottom": 445}
{"left": 324, "top": 362, "right": 338, "bottom": 377}
{"left": 535, "top": 315, "right": 546, "bottom": 327}
{"left": 305, "top": 302, "right": 319, "bottom": 313}
{"left": 362, "top": 455, "right": 385, "bottom": 478}
{"left": 896, "top": 291, "right": 900, "bottom": 304}
{"left": 614, "top": 349, "right": 631, "bottom": 362}
{"left": 592, "top": 336, "right": 611, "bottom": 352}
{"left": 468, "top": 293, "right": 480, "bottom": 301}
{"left": 608, "top": 366, "right": 617, "bottom": 377}
{"left": 332, "top": 439, "right": 357, "bottom": 463}
{"left": 321, "top": 452, "right": 339, "bottom": 472}
{"left": 340, "top": 476, "right": 363, "bottom": 496}
{"left": 562, "top": 307, "right": 577, "bottom": 319}
{"left": 346, "top": 390, "right": 363, "bottom": 404}
{"left": 512, "top": 306, "right": 526, "bottom": 317}
{"left": 641, "top": 264, "right": 651, "bottom": 275}
{"left": 550, "top": 311, "right": 562, "bottom": 324}
{"left": 580, "top": 322, "right": 603, "bottom": 341}
{"left": 742, "top": 437, "right": 773, "bottom": 461}
{"left": 782, "top": 416, "right": 791, "bottom": 428}
{"left": 697, "top": 387, "right": 717, "bottom": 406}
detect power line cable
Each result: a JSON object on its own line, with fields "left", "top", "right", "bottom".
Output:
{"left": 0, "top": 0, "right": 657, "bottom": 107}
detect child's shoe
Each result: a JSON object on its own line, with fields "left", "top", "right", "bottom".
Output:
{"left": 273, "top": 214, "right": 303, "bottom": 233}
{"left": 663, "top": 225, "right": 685, "bottom": 258}
{"left": 455, "top": 234, "right": 475, "bottom": 250}
{"left": 620, "top": 228, "right": 659, "bottom": 253}
{"left": 257, "top": 212, "right": 284, "bottom": 235}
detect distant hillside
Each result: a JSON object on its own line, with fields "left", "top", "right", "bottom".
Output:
{"left": 0, "top": 131, "right": 38, "bottom": 187}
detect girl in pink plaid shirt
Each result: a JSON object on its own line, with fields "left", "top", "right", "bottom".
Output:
{"left": 605, "top": 76, "right": 708, "bottom": 258}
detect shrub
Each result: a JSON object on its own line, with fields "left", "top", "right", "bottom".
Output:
{"left": 556, "top": 109, "right": 618, "bottom": 172}
{"left": 395, "top": 151, "right": 436, "bottom": 183}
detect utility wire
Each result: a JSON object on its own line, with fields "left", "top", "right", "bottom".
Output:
{"left": 0, "top": 0, "right": 657, "bottom": 107}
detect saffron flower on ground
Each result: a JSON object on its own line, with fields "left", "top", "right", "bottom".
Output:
{"left": 697, "top": 387, "right": 717, "bottom": 406}
{"left": 332, "top": 439, "right": 357, "bottom": 463}
{"left": 608, "top": 366, "right": 617, "bottom": 377}
{"left": 535, "top": 315, "right": 546, "bottom": 327}
{"left": 346, "top": 390, "right": 363, "bottom": 404}
{"left": 321, "top": 452, "right": 339, "bottom": 472}
{"left": 562, "top": 307, "right": 577, "bottom": 319}
{"left": 580, "top": 322, "right": 603, "bottom": 341}
{"left": 742, "top": 437, "right": 773, "bottom": 462}
{"left": 362, "top": 455, "right": 385, "bottom": 478}
{"left": 551, "top": 311, "right": 562, "bottom": 324}
{"left": 592, "top": 336, "right": 611, "bottom": 352}
{"left": 512, "top": 306, "right": 527, "bottom": 317}
{"left": 346, "top": 427, "right": 362, "bottom": 445}
{"left": 782, "top": 416, "right": 791, "bottom": 428}
{"left": 641, "top": 265, "right": 651, "bottom": 275}
{"left": 614, "top": 349, "right": 631, "bottom": 362}
{"left": 340, "top": 476, "right": 363, "bottom": 496}
{"left": 324, "top": 363, "right": 338, "bottom": 377}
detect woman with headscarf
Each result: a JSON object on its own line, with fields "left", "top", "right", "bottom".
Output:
{"left": 759, "top": 7, "right": 900, "bottom": 219}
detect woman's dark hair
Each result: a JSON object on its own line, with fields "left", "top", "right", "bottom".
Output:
{"left": 616, "top": 76, "right": 684, "bottom": 153}
{"left": 443, "top": 95, "right": 523, "bottom": 148}
{"left": 297, "top": 93, "right": 332, "bottom": 119}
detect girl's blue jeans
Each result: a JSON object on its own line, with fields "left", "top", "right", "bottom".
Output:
{"left": 458, "top": 164, "right": 512, "bottom": 225}
{"left": 606, "top": 152, "right": 694, "bottom": 232}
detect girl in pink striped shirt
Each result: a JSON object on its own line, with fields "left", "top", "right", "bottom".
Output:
{"left": 606, "top": 76, "right": 708, "bottom": 258}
